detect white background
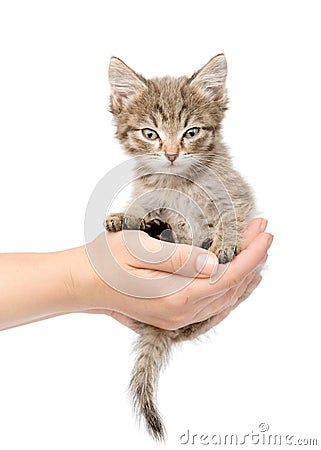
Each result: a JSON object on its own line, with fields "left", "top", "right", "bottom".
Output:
{"left": 0, "top": 1, "right": 320, "bottom": 449}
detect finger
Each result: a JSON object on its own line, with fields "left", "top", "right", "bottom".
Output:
{"left": 187, "top": 232, "right": 273, "bottom": 301}
{"left": 121, "top": 230, "right": 218, "bottom": 278}
{"left": 205, "top": 307, "right": 233, "bottom": 328}
{"left": 230, "top": 271, "right": 256, "bottom": 305}
{"left": 232, "top": 273, "right": 262, "bottom": 309}
{"left": 192, "top": 272, "right": 256, "bottom": 321}
{"left": 191, "top": 273, "right": 260, "bottom": 329}
{"left": 242, "top": 218, "right": 268, "bottom": 249}
{"left": 210, "top": 232, "right": 273, "bottom": 288}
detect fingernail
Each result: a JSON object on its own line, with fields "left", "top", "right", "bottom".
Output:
{"left": 267, "top": 234, "right": 274, "bottom": 249}
{"left": 196, "top": 253, "right": 218, "bottom": 276}
{"left": 260, "top": 219, "right": 268, "bottom": 233}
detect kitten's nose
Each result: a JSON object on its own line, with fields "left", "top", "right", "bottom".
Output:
{"left": 165, "top": 153, "right": 178, "bottom": 163}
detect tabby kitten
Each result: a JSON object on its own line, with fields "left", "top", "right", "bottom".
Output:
{"left": 105, "top": 54, "right": 255, "bottom": 441}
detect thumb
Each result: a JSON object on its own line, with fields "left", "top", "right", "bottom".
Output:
{"left": 125, "top": 231, "right": 218, "bottom": 278}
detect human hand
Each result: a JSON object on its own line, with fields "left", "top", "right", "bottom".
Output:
{"left": 75, "top": 218, "right": 272, "bottom": 331}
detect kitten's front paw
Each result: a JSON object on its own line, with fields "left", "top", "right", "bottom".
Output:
{"left": 217, "top": 246, "right": 238, "bottom": 264}
{"left": 105, "top": 213, "right": 145, "bottom": 232}
{"left": 105, "top": 213, "right": 125, "bottom": 232}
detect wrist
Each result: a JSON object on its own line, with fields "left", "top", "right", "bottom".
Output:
{"left": 64, "top": 245, "right": 92, "bottom": 312}
{"left": 66, "top": 244, "right": 113, "bottom": 313}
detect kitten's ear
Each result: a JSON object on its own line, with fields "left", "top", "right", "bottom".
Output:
{"left": 190, "top": 54, "right": 227, "bottom": 103}
{"left": 109, "top": 57, "right": 147, "bottom": 113}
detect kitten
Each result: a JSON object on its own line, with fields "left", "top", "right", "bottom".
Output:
{"left": 105, "top": 54, "right": 255, "bottom": 441}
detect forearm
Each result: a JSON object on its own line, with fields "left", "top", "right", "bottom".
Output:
{"left": 0, "top": 247, "right": 88, "bottom": 331}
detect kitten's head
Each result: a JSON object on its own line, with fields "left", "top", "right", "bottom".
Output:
{"left": 108, "top": 54, "right": 228, "bottom": 177}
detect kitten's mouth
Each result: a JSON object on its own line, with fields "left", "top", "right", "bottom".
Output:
{"left": 166, "top": 162, "right": 178, "bottom": 170}
{"left": 165, "top": 159, "right": 178, "bottom": 167}
{"left": 145, "top": 154, "right": 188, "bottom": 173}
{"left": 161, "top": 159, "right": 188, "bottom": 173}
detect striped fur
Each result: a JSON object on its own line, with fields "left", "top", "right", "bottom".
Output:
{"left": 106, "top": 55, "right": 256, "bottom": 441}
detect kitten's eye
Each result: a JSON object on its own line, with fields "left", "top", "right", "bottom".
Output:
{"left": 183, "top": 127, "right": 200, "bottom": 139}
{"left": 142, "top": 128, "right": 159, "bottom": 140}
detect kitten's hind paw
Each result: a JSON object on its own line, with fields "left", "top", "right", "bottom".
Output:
{"left": 201, "top": 238, "right": 213, "bottom": 250}
{"left": 217, "top": 246, "right": 238, "bottom": 264}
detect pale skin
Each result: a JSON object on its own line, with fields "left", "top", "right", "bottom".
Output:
{"left": 0, "top": 218, "right": 272, "bottom": 332}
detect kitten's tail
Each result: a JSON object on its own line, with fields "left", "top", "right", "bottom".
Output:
{"left": 129, "top": 324, "right": 172, "bottom": 442}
